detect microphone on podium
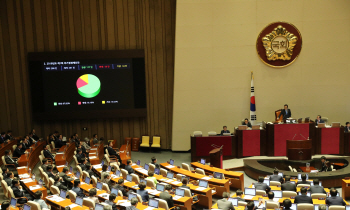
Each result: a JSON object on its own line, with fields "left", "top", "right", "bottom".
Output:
{"left": 300, "top": 134, "right": 308, "bottom": 140}
{"left": 292, "top": 134, "right": 297, "bottom": 140}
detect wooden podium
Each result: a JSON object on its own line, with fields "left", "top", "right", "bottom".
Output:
{"left": 286, "top": 139, "right": 312, "bottom": 160}
{"left": 210, "top": 147, "right": 223, "bottom": 169}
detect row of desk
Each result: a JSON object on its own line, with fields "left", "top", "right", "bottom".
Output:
{"left": 191, "top": 123, "right": 348, "bottom": 161}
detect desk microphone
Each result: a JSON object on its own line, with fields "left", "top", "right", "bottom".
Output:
{"left": 292, "top": 134, "right": 297, "bottom": 140}
{"left": 300, "top": 134, "right": 308, "bottom": 140}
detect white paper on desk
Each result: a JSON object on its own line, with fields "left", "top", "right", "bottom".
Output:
{"left": 173, "top": 195, "right": 182, "bottom": 200}
{"left": 201, "top": 177, "right": 211, "bottom": 180}
{"left": 166, "top": 165, "right": 175, "bottom": 168}
{"left": 164, "top": 179, "right": 174, "bottom": 183}
{"left": 273, "top": 198, "right": 280, "bottom": 202}
{"left": 17, "top": 166, "right": 27, "bottom": 169}
{"left": 244, "top": 195, "right": 254, "bottom": 199}
{"left": 111, "top": 175, "right": 118, "bottom": 178}
{"left": 132, "top": 163, "right": 136, "bottom": 166}
{"left": 159, "top": 178, "right": 167, "bottom": 181}
{"left": 90, "top": 148, "right": 97, "bottom": 150}
{"left": 171, "top": 181, "right": 181, "bottom": 185}
{"left": 89, "top": 156, "right": 97, "bottom": 159}
{"left": 56, "top": 152, "right": 64, "bottom": 154}
{"left": 57, "top": 165, "right": 65, "bottom": 168}
{"left": 19, "top": 174, "right": 30, "bottom": 178}
{"left": 144, "top": 207, "right": 155, "bottom": 210}
{"left": 29, "top": 185, "right": 42, "bottom": 190}
{"left": 68, "top": 204, "right": 78, "bottom": 208}
{"left": 93, "top": 165, "right": 102, "bottom": 169}
{"left": 195, "top": 187, "right": 206, "bottom": 191}
{"left": 132, "top": 185, "right": 139, "bottom": 189}
{"left": 21, "top": 178, "right": 34, "bottom": 183}
{"left": 99, "top": 193, "right": 110, "bottom": 199}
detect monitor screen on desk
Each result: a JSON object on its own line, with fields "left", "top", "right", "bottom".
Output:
{"left": 128, "top": 193, "right": 137, "bottom": 200}
{"left": 136, "top": 160, "right": 140, "bottom": 166}
{"left": 23, "top": 204, "right": 31, "bottom": 210}
{"left": 76, "top": 171, "right": 80, "bottom": 179}
{"left": 175, "top": 188, "right": 185, "bottom": 197}
{"left": 144, "top": 163, "right": 149, "bottom": 170}
{"left": 310, "top": 181, "right": 322, "bottom": 186}
{"left": 140, "top": 179, "right": 147, "bottom": 184}
{"left": 272, "top": 190, "right": 282, "bottom": 198}
{"left": 60, "top": 190, "right": 67, "bottom": 198}
{"left": 244, "top": 188, "right": 256, "bottom": 196}
{"left": 85, "top": 177, "right": 91, "bottom": 184}
{"left": 298, "top": 191, "right": 311, "bottom": 197}
{"left": 10, "top": 198, "right": 17, "bottom": 207}
{"left": 199, "top": 180, "right": 208, "bottom": 188}
{"left": 298, "top": 173, "right": 308, "bottom": 180}
{"left": 149, "top": 199, "right": 159, "bottom": 208}
{"left": 200, "top": 158, "right": 206, "bottom": 164}
{"left": 346, "top": 206, "right": 350, "bottom": 210}
{"left": 328, "top": 192, "right": 339, "bottom": 197}
{"left": 228, "top": 198, "right": 238, "bottom": 206}
{"left": 115, "top": 170, "right": 121, "bottom": 177}
{"left": 95, "top": 204, "right": 104, "bottom": 210}
{"left": 167, "top": 172, "right": 174, "bottom": 179}
{"left": 291, "top": 203, "right": 297, "bottom": 210}
{"left": 263, "top": 179, "right": 270, "bottom": 186}
{"left": 154, "top": 168, "right": 160, "bottom": 175}
{"left": 170, "top": 159, "right": 174, "bottom": 165}
{"left": 108, "top": 166, "right": 111, "bottom": 171}
{"left": 111, "top": 188, "right": 119, "bottom": 195}
{"left": 278, "top": 172, "right": 283, "bottom": 177}
{"left": 156, "top": 184, "right": 165, "bottom": 192}
{"left": 96, "top": 182, "right": 102, "bottom": 190}
{"left": 75, "top": 197, "right": 83, "bottom": 206}
{"left": 101, "top": 160, "right": 104, "bottom": 166}
{"left": 126, "top": 174, "right": 132, "bottom": 182}
{"left": 213, "top": 172, "right": 223, "bottom": 179}
{"left": 69, "top": 166, "right": 73, "bottom": 173}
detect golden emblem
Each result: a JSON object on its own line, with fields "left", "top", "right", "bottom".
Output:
{"left": 262, "top": 25, "right": 298, "bottom": 61}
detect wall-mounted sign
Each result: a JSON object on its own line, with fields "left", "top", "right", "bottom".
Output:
{"left": 256, "top": 22, "right": 302, "bottom": 68}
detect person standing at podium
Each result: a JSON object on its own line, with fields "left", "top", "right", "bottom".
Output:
{"left": 220, "top": 126, "right": 230, "bottom": 135}
{"left": 242, "top": 118, "right": 252, "bottom": 128}
{"left": 315, "top": 115, "right": 325, "bottom": 126}
{"left": 345, "top": 122, "right": 350, "bottom": 133}
{"left": 278, "top": 104, "right": 291, "bottom": 120}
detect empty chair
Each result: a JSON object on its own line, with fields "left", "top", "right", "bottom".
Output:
{"left": 288, "top": 166, "right": 293, "bottom": 172}
{"left": 329, "top": 206, "right": 345, "bottom": 210}
{"left": 266, "top": 201, "right": 279, "bottom": 209}
{"left": 195, "top": 168, "right": 205, "bottom": 175}
{"left": 83, "top": 198, "right": 95, "bottom": 209}
{"left": 49, "top": 178, "right": 54, "bottom": 187}
{"left": 256, "top": 190, "right": 266, "bottom": 196}
{"left": 160, "top": 168, "right": 167, "bottom": 177}
{"left": 131, "top": 174, "right": 140, "bottom": 184}
{"left": 146, "top": 179, "right": 156, "bottom": 188}
{"left": 0, "top": 174, "right": 3, "bottom": 181}
{"left": 151, "top": 136, "right": 161, "bottom": 148}
{"left": 50, "top": 185, "right": 60, "bottom": 195}
{"left": 82, "top": 171, "right": 90, "bottom": 180}
{"left": 270, "top": 181, "right": 281, "bottom": 186}
{"left": 193, "top": 131, "right": 202, "bottom": 137}
{"left": 283, "top": 191, "right": 297, "bottom": 197}
{"left": 176, "top": 174, "right": 183, "bottom": 181}
{"left": 181, "top": 188, "right": 191, "bottom": 197}
{"left": 27, "top": 201, "right": 47, "bottom": 210}
{"left": 68, "top": 190, "right": 77, "bottom": 200}
{"left": 121, "top": 169, "right": 128, "bottom": 179}
{"left": 91, "top": 176, "right": 97, "bottom": 186}
{"left": 76, "top": 166, "right": 83, "bottom": 178}
{"left": 208, "top": 131, "right": 217, "bottom": 136}
{"left": 1, "top": 180, "right": 9, "bottom": 198}
{"left": 297, "top": 184, "right": 310, "bottom": 188}
{"left": 102, "top": 183, "right": 110, "bottom": 192}
{"left": 140, "top": 136, "right": 150, "bottom": 149}
{"left": 311, "top": 193, "right": 327, "bottom": 199}
{"left": 39, "top": 155, "right": 44, "bottom": 165}
{"left": 297, "top": 204, "right": 314, "bottom": 210}
{"left": 43, "top": 173, "right": 50, "bottom": 188}
{"left": 156, "top": 198, "right": 170, "bottom": 210}
{"left": 12, "top": 145, "right": 17, "bottom": 151}
{"left": 149, "top": 163, "right": 155, "bottom": 172}
{"left": 238, "top": 201, "right": 247, "bottom": 206}
{"left": 110, "top": 162, "right": 120, "bottom": 170}
{"left": 182, "top": 163, "right": 191, "bottom": 171}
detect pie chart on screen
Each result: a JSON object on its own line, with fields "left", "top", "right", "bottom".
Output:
{"left": 76, "top": 74, "right": 101, "bottom": 98}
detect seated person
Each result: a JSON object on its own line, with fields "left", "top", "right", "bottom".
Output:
{"left": 315, "top": 115, "right": 325, "bottom": 126}
{"left": 220, "top": 126, "right": 230, "bottom": 135}
{"left": 297, "top": 174, "right": 311, "bottom": 186}
{"left": 107, "top": 141, "right": 122, "bottom": 163}
{"left": 49, "top": 134, "right": 55, "bottom": 144}
{"left": 78, "top": 141, "right": 89, "bottom": 157}
{"left": 310, "top": 179, "right": 326, "bottom": 194}
{"left": 28, "top": 132, "right": 37, "bottom": 145}
{"left": 326, "top": 188, "right": 346, "bottom": 206}
{"left": 102, "top": 174, "right": 111, "bottom": 186}
{"left": 53, "top": 175, "right": 67, "bottom": 191}
{"left": 41, "top": 159, "right": 49, "bottom": 172}
{"left": 281, "top": 176, "right": 296, "bottom": 192}
{"left": 55, "top": 134, "right": 65, "bottom": 149}
{"left": 21, "top": 136, "right": 31, "bottom": 151}
{"left": 2, "top": 167, "right": 9, "bottom": 179}
{"left": 247, "top": 201, "right": 265, "bottom": 210}
{"left": 72, "top": 179, "right": 86, "bottom": 197}
{"left": 85, "top": 163, "right": 97, "bottom": 178}
{"left": 146, "top": 171, "right": 158, "bottom": 185}
{"left": 4, "top": 172, "right": 14, "bottom": 187}
{"left": 181, "top": 178, "right": 190, "bottom": 189}
{"left": 269, "top": 169, "right": 284, "bottom": 183}
{"left": 159, "top": 185, "right": 174, "bottom": 209}
{"left": 242, "top": 118, "right": 252, "bottom": 128}
{"left": 136, "top": 182, "right": 149, "bottom": 202}
{"left": 255, "top": 176, "right": 271, "bottom": 192}
{"left": 46, "top": 165, "right": 56, "bottom": 178}
{"left": 75, "top": 149, "right": 85, "bottom": 164}
{"left": 107, "top": 179, "right": 117, "bottom": 191}
{"left": 126, "top": 198, "right": 139, "bottom": 210}
{"left": 125, "top": 160, "right": 134, "bottom": 174}
{"left": 5, "top": 150, "right": 18, "bottom": 167}
{"left": 115, "top": 179, "right": 128, "bottom": 196}
{"left": 151, "top": 157, "right": 160, "bottom": 168}
{"left": 294, "top": 187, "right": 313, "bottom": 204}
{"left": 266, "top": 191, "right": 280, "bottom": 207}
{"left": 324, "top": 161, "right": 332, "bottom": 172}
{"left": 92, "top": 134, "right": 99, "bottom": 145}
{"left": 0, "top": 132, "right": 8, "bottom": 144}
{"left": 43, "top": 145, "right": 55, "bottom": 162}
{"left": 88, "top": 188, "right": 100, "bottom": 204}
{"left": 217, "top": 192, "right": 235, "bottom": 210}
{"left": 234, "top": 189, "right": 245, "bottom": 202}
{"left": 31, "top": 129, "right": 39, "bottom": 141}
{"left": 283, "top": 199, "right": 292, "bottom": 210}
{"left": 101, "top": 165, "right": 110, "bottom": 181}
{"left": 320, "top": 156, "right": 327, "bottom": 172}
{"left": 5, "top": 130, "right": 13, "bottom": 140}
{"left": 1, "top": 201, "right": 10, "bottom": 210}
{"left": 61, "top": 167, "right": 74, "bottom": 188}
{"left": 104, "top": 193, "right": 118, "bottom": 210}
{"left": 345, "top": 122, "right": 350, "bottom": 133}
{"left": 12, "top": 179, "right": 34, "bottom": 203}
{"left": 278, "top": 104, "right": 291, "bottom": 120}
{"left": 13, "top": 143, "right": 26, "bottom": 158}
{"left": 80, "top": 158, "right": 88, "bottom": 171}
{"left": 33, "top": 191, "right": 49, "bottom": 210}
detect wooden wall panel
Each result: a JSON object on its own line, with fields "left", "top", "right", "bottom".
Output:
{"left": 0, "top": 0, "right": 175, "bottom": 149}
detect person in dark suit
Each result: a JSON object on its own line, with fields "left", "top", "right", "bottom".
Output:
{"left": 247, "top": 200, "right": 266, "bottom": 210}
{"left": 46, "top": 165, "right": 56, "bottom": 179}
{"left": 5, "top": 130, "right": 13, "bottom": 141}
{"left": 220, "top": 126, "right": 231, "bottom": 135}
{"left": 315, "top": 115, "right": 325, "bottom": 126}
{"left": 48, "top": 134, "right": 55, "bottom": 144}
{"left": 85, "top": 163, "right": 97, "bottom": 178}
{"left": 297, "top": 174, "right": 311, "bottom": 186}
{"left": 242, "top": 118, "right": 252, "bottom": 128}
{"left": 2, "top": 167, "right": 9, "bottom": 179}
{"left": 125, "top": 160, "right": 134, "bottom": 174}
{"left": 320, "top": 156, "right": 327, "bottom": 172}
{"left": 326, "top": 189, "right": 346, "bottom": 206}
{"left": 12, "top": 179, "right": 33, "bottom": 203}
{"left": 107, "top": 142, "right": 122, "bottom": 164}
{"left": 126, "top": 198, "right": 139, "bottom": 210}
{"left": 234, "top": 189, "right": 245, "bottom": 202}
{"left": 310, "top": 179, "right": 326, "bottom": 194}
{"left": 41, "top": 159, "right": 49, "bottom": 172}
{"left": 75, "top": 149, "right": 85, "bottom": 164}
{"left": 31, "top": 129, "right": 39, "bottom": 141}
{"left": 159, "top": 185, "right": 174, "bottom": 208}
{"left": 115, "top": 179, "right": 128, "bottom": 196}
{"left": 278, "top": 104, "right": 291, "bottom": 120}
{"left": 53, "top": 131, "right": 59, "bottom": 141}
{"left": 151, "top": 157, "right": 160, "bottom": 169}
{"left": 5, "top": 150, "right": 18, "bottom": 167}
{"left": 281, "top": 176, "right": 296, "bottom": 192}
{"left": 43, "top": 145, "right": 55, "bottom": 162}
{"left": 294, "top": 187, "right": 313, "bottom": 204}
{"left": 4, "top": 172, "right": 13, "bottom": 187}
{"left": 78, "top": 141, "right": 89, "bottom": 157}
{"left": 104, "top": 193, "right": 118, "bottom": 210}
{"left": 267, "top": 192, "right": 280, "bottom": 207}
{"left": 21, "top": 137, "right": 30, "bottom": 152}
{"left": 13, "top": 144, "right": 25, "bottom": 158}
{"left": 136, "top": 182, "right": 149, "bottom": 202}
{"left": 325, "top": 161, "right": 332, "bottom": 172}
{"left": 283, "top": 199, "right": 293, "bottom": 210}
{"left": 0, "top": 132, "right": 8, "bottom": 144}
{"left": 28, "top": 132, "right": 36, "bottom": 145}
{"left": 345, "top": 122, "right": 350, "bottom": 133}
{"left": 72, "top": 179, "right": 86, "bottom": 197}
{"left": 255, "top": 176, "right": 271, "bottom": 192}
{"left": 269, "top": 169, "right": 284, "bottom": 183}
{"left": 53, "top": 175, "right": 67, "bottom": 191}
{"left": 217, "top": 192, "right": 235, "bottom": 210}
{"left": 61, "top": 167, "right": 74, "bottom": 188}
{"left": 181, "top": 178, "right": 191, "bottom": 190}
{"left": 92, "top": 134, "right": 99, "bottom": 145}
{"left": 55, "top": 134, "right": 65, "bottom": 149}
{"left": 80, "top": 158, "right": 88, "bottom": 171}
